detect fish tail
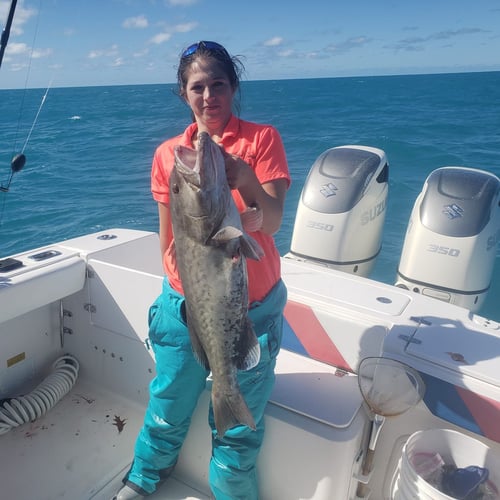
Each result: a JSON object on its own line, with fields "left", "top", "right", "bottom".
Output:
{"left": 212, "top": 386, "right": 256, "bottom": 437}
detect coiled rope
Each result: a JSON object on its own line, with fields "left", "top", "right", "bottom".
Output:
{"left": 0, "top": 354, "right": 79, "bottom": 435}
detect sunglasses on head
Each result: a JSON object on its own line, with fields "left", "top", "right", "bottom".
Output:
{"left": 181, "top": 40, "right": 229, "bottom": 59}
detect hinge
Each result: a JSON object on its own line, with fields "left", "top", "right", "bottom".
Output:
{"left": 59, "top": 301, "right": 74, "bottom": 348}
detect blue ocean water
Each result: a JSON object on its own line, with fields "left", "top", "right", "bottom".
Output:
{"left": 1, "top": 72, "right": 500, "bottom": 320}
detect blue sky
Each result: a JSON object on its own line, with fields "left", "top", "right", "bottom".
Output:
{"left": 1, "top": 0, "right": 499, "bottom": 89}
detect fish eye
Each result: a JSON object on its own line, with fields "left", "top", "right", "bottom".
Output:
{"left": 172, "top": 183, "right": 179, "bottom": 194}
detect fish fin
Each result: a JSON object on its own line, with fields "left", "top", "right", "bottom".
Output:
{"left": 239, "top": 234, "right": 265, "bottom": 261}
{"left": 212, "top": 226, "right": 264, "bottom": 261}
{"left": 212, "top": 225, "right": 243, "bottom": 242}
{"left": 235, "top": 319, "right": 261, "bottom": 371}
{"left": 212, "top": 383, "right": 256, "bottom": 437}
{"left": 188, "top": 328, "right": 210, "bottom": 371}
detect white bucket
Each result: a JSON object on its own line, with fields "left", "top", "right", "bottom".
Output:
{"left": 393, "top": 428, "right": 500, "bottom": 499}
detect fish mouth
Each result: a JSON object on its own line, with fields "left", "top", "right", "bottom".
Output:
{"left": 174, "top": 145, "right": 200, "bottom": 187}
{"left": 173, "top": 132, "right": 222, "bottom": 190}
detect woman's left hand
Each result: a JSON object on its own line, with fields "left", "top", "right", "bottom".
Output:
{"left": 220, "top": 147, "right": 288, "bottom": 235}
{"left": 241, "top": 205, "right": 263, "bottom": 233}
{"left": 223, "top": 152, "right": 251, "bottom": 190}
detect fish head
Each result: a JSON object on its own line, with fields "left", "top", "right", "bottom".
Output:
{"left": 172, "top": 132, "right": 228, "bottom": 218}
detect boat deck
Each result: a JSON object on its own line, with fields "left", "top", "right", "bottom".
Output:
{"left": 0, "top": 378, "right": 211, "bottom": 500}
{"left": 1, "top": 348, "right": 366, "bottom": 500}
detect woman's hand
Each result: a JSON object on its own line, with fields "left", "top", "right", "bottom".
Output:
{"left": 223, "top": 152, "right": 252, "bottom": 190}
{"left": 221, "top": 149, "right": 288, "bottom": 235}
{"left": 240, "top": 205, "right": 264, "bottom": 233}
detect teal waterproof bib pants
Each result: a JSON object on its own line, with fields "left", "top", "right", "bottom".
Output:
{"left": 124, "top": 277, "right": 287, "bottom": 499}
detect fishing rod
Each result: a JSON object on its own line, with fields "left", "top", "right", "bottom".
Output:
{"left": 0, "top": 0, "right": 23, "bottom": 195}
{"left": 0, "top": 0, "right": 18, "bottom": 69}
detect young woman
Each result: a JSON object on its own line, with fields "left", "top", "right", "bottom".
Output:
{"left": 114, "top": 40, "right": 290, "bottom": 500}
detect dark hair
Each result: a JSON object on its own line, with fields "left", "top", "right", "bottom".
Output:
{"left": 175, "top": 41, "right": 245, "bottom": 113}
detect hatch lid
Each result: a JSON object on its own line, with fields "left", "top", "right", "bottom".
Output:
{"left": 405, "top": 316, "right": 500, "bottom": 388}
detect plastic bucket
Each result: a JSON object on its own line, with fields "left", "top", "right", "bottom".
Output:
{"left": 393, "top": 428, "right": 500, "bottom": 499}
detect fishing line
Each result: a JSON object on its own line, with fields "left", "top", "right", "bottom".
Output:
{"left": 11, "top": 0, "right": 43, "bottom": 154}
{"left": 0, "top": 81, "right": 49, "bottom": 191}
{"left": 0, "top": 81, "right": 51, "bottom": 224}
{"left": 21, "top": 79, "right": 51, "bottom": 154}
{"left": 1, "top": 0, "right": 47, "bottom": 226}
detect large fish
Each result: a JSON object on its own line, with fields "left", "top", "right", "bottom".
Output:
{"left": 170, "top": 132, "right": 264, "bottom": 437}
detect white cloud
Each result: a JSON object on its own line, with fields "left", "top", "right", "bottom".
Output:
{"left": 389, "top": 28, "right": 489, "bottom": 52}
{"left": 4, "top": 41, "right": 51, "bottom": 60}
{"left": 264, "top": 37, "right": 283, "bottom": 47}
{"left": 9, "top": 62, "right": 28, "bottom": 72}
{"left": 325, "top": 36, "right": 371, "bottom": 54}
{"left": 148, "top": 21, "right": 197, "bottom": 45}
{"left": 123, "top": 15, "right": 148, "bottom": 29}
{"left": 32, "top": 48, "right": 53, "bottom": 59}
{"left": 174, "top": 21, "right": 198, "bottom": 33}
{"left": 146, "top": 19, "right": 197, "bottom": 46}
{"left": 150, "top": 32, "right": 172, "bottom": 44}
{"left": 88, "top": 44, "right": 119, "bottom": 59}
{"left": 5, "top": 41, "right": 30, "bottom": 55}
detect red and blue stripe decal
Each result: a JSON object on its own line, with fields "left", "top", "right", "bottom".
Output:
{"left": 282, "top": 299, "right": 500, "bottom": 443}
{"left": 419, "top": 372, "right": 500, "bottom": 443}
{"left": 283, "top": 300, "right": 352, "bottom": 372}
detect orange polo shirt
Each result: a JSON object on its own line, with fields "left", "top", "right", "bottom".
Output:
{"left": 151, "top": 115, "right": 290, "bottom": 303}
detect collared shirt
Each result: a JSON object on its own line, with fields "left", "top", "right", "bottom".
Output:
{"left": 151, "top": 115, "right": 290, "bottom": 303}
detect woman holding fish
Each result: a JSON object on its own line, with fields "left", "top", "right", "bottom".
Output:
{"left": 114, "top": 41, "right": 290, "bottom": 500}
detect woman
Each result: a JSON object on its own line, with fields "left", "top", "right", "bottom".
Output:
{"left": 114, "top": 40, "right": 290, "bottom": 500}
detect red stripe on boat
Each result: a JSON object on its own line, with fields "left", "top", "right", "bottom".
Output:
{"left": 456, "top": 387, "right": 500, "bottom": 443}
{"left": 284, "top": 300, "right": 352, "bottom": 371}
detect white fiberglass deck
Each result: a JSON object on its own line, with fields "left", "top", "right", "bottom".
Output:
{"left": 1, "top": 348, "right": 366, "bottom": 500}
{"left": 1, "top": 378, "right": 210, "bottom": 500}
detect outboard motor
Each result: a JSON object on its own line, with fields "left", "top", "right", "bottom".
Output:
{"left": 289, "top": 145, "right": 389, "bottom": 276}
{"left": 396, "top": 166, "right": 500, "bottom": 312}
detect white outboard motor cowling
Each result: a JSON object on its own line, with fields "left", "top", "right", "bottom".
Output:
{"left": 396, "top": 166, "right": 500, "bottom": 312}
{"left": 289, "top": 145, "right": 389, "bottom": 276}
